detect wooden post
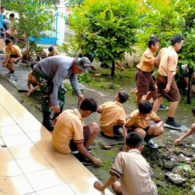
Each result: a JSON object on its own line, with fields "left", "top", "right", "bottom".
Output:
{"left": 111, "top": 61, "right": 115, "bottom": 77}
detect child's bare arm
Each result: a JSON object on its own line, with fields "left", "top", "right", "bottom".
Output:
{"left": 25, "top": 85, "right": 40, "bottom": 96}
{"left": 94, "top": 175, "right": 118, "bottom": 191}
{"left": 155, "top": 49, "right": 164, "bottom": 67}
{"left": 27, "top": 82, "right": 31, "bottom": 90}
{"left": 2, "top": 56, "right": 10, "bottom": 65}
{"left": 76, "top": 143, "right": 102, "bottom": 166}
{"left": 174, "top": 125, "right": 195, "bottom": 145}
{"left": 42, "top": 50, "right": 48, "bottom": 57}
{"left": 122, "top": 125, "right": 128, "bottom": 140}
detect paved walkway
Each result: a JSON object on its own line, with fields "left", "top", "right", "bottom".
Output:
{"left": 0, "top": 84, "right": 113, "bottom": 195}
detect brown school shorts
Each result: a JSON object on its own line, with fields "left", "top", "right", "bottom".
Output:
{"left": 136, "top": 69, "right": 156, "bottom": 96}
{"left": 10, "top": 54, "right": 20, "bottom": 64}
{"left": 69, "top": 125, "right": 90, "bottom": 151}
{"left": 128, "top": 126, "right": 150, "bottom": 133}
{"left": 156, "top": 74, "right": 180, "bottom": 102}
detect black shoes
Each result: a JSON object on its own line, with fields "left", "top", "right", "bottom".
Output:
{"left": 113, "top": 128, "right": 123, "bottom": 138}
{"left": 158, "top": 104, "right": 169, "bottom": 111}
{"left": 42, "top": 112, "right": 54, "bottom": 132}
{"left": 72, "top": 148, "right": 93, "bottom": 154}
{"left": 164, "top": 119, "right": 181, "bottom": 130}
{"left": 74, "top": 153, "right": 93, "bottom": 166}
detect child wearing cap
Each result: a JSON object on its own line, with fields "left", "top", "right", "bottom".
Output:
{"left": 52, "top": 98, "right": 102, "bottom": 166}
{"left": 125, "top": 100, "right": 164, "bottom": 149}
{"left": 174, "top": 107, "right": 195, "bottom": 145}
{"left": 153, "top": 35, "right": 184, "bottom": 130}
{"left": 98, "top": 91, "right": 129, "bottom": 138}
{"left": 48, "top": 46, "right": 59, "bottom": 57}
{"left": 136, "top": 37, "right": 161, "bottom": 104}
{"left": 94, "top": 132, "right": 157, "bottom": 195}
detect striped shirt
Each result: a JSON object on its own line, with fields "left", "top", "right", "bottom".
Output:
{"left": 110, "top": 149, "right": 157, "bottom": 195}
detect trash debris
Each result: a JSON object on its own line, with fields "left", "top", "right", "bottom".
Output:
{"left": 191, "top": 185, "right": 195, "bottom": 191}
{"left": 170, "top": 155, "right": 177, "bottom": 161}
{"left": 191, "top": 144, "right": 195, "bottom": 149}
{"left": 166, "top": 172, "right": 186, "bottom": 184}
{"left": 178, "top": 153, "right": 191, "bottom": 162}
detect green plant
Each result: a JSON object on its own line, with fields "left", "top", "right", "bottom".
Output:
{"left": 78, "top": 73, "right": 120, "bottom": 90}
{"left": 58, "top": 35, "right": 81, "bottom": 57}
{"left": 7, "top": 0, "right": 55, "bottom": 67}
{"left": 69, "top": 0, "right": 84, "bottom": 6}
{"left": 137, "top": 0, "right": 195, "bottom": 104}
{"left": 69, "top": 0, "right": 141, "bottom": 76}
{"left": 2, "top": 0, "right": 60, "bottom": 6}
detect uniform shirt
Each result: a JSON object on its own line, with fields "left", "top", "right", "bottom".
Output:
{"left": 127, "top": 109, "right": 161, "bottom": 129}
{"left": 34, "top": 56, "right": 81, "bottom": 106}
{"left": 49, "top": 49, "right": 59, "bottom": 56}
{"left": 99, "top": 101, "right": 126, "bottom": 137}
{"left": 110, "top": 149, "right": 157, "bottom": 195}
{"left": 52, "top": 109, "right": 84, "bottom": 154}
{"left": 5, "top": 45, "right": 22, "bottom": 57}
{"left": 137, "top": 48, "right": 155, "bottom": 72}
{"left": 158, "top": 46, "right": 178, "bottom": 76}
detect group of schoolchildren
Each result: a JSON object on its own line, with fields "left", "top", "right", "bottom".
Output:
{"left": 49, "top": 34, "right": 195, "bottom": 195}
{"left": 3, "top": 30, "right": 195, "bottom": 194}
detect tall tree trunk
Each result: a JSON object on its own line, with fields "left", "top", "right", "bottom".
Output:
{"left": 187, "top": 66, "right": 193, "bottom": 104}
{"left": 111, "top": 61, "right": 115, "bottom": 77}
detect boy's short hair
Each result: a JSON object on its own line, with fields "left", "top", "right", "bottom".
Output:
{"left": 80, "top": 98, "right": 98, "bottom": 112}
{"left": 1, "top": 6, "right": 5, "bottom": 9}
{"left": 192, "top": 107, "right": 195, "bottom": 114}
{"left": 31, "top": 62, "right": 36, "bottom": 70}
{"left": 5, "top": 38, "right": 13, "bottom": 45}
{"left": 48, "top": 46, "right": 54, "bottom": 52}
{"left": 148, "top": 36, "right": 160, "bottom": 48}
{"left": 171, "top": 35, "right": 184, "bottom": 45}
{"left": 10, "top": 13, "right": 15, "bottom": 18}
{"left": 138, "top": 100, "right": 152, "bottom": 114}
{"left": 118, "top": 91, "right": 129, "bottom": 103}
{"left": 126, "top": 132, "right": 144, "bottom": 148}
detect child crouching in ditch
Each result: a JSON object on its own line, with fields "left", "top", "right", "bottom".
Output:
{"left": 174, "top": 107, "right": 195, "bottom": 145}
{"left": 94, "top": 132, "right": 158, "bottom": 195}
{"left": 125, "top": 100, "right": 164, "bottom": 149}
{"left": 97, "top": 91, "right": 129, "bottom": 138}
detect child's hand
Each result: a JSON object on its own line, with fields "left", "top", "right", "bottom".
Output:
{"left": 53, "top": 105, "right": 60, "bottom": 113}
{"left": 94, "top": 181, "right": 104, "bottom": 191}
{"left": 2, "top": 61, "right": 7, "bottom": 66}
{"left": 164, "top": 84, "right": 170, "bottom": 93}
{"left": 174, "top": 138, "right": 182, "bottom": 145}
{"left": 97, "top": 108, "right": 103, "bottom": 113}
{"left": 93, "top": 158, "right": 102, "bottom": 166}
{"left": 25, "top": 90, "right": 32, "bottom": 97}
